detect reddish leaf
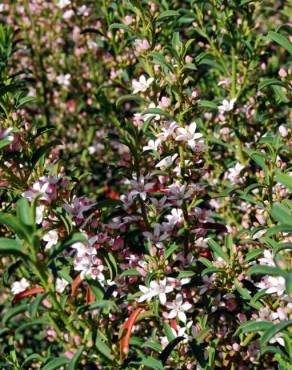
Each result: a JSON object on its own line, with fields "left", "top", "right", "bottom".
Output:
{"left": 86, "top": 287, "right": 95, "bottom": 304}
{"left": 71, "top": 274, "right": 82, "bottom": 297}
{"left": 13, "top": 287, "right": 45, "bottom": 304}
{"left": 120, "top": 307, "right": 144, "bottom": 361}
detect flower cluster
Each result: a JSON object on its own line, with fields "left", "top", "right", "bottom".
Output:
{"left": 0, "top": 1, "right": 291, "bottom": 369}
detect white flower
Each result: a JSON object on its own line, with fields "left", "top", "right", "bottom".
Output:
{"left": 257, "top": 276, "right": 286, "bottom": 296}
{"left": 218, "top": 98, "right": 236, "bottom": 113}
{"left": 166, "top": 181, "right": 193, "bottom": 206}
{"left": 63, "top": 197, "right": 95, "bottom": 220}
{"left": 77, "top": 5, "right": 89, "bottom": 16}
{"left": 128, "top": 175, "right": 155, "bottom": 201}
{"left": 143, "top": 224, "right": 168, "bottom": 249}
{"left": 158, "top": 121, "right": 178, "bottom": 141}
{"left": 36, "top": 205, "right": 45, "bottom": 224}
{"left": 258, "top": 250, "right": 275, "bottom": 266}
{"left": 163, "top": 208, "right": 183, "bottom": 229}
{"left": 42, "top": 230, "right": 58, "bottom": 250}
{"left": 143, "top": 138, "right": 161, "bottom": 152}
{"left": 225, "top": 162, "right": 244, "bottom": 183}
{"left": 278, "top": 125, "right": 288, "bottom": 137}
{"left": 166, "top": 294, "right": 192, "bottom": 323}
{"left": 56, "top": 278, "right": 69, "bottom": 293}
{"left": 56, "top": 74, "right": 71, "bottom": 87}
{"left": 0, "top": 127, "right": 14, "bottom": 141}
{"left": 11, "top": 278, "right": 29, "bottom": 295}
{"left": 132, "top": 75, "right": 154, "bottom": 94}
{"left": 218, "top": 78, "right": 231, "bottom": 86}
{"left": 269, "top": 334, "right": 285, "bottom": 347}
{"left": 71, "top": 236, "right": 97, "bottom": 257}
{"left": 156, "top": 154, "right": 178, "bottom": 169}
{"left": 138, "top": 278, "right": 174, "bottom": 304}
{"left": 142, "top": 102, "right": 160, "bottom": 121}
{"left": 63, "top": 9, "right": 74, "bottom": 19}
{"left": 57, "top": 0, "right": 71, "bottom": 8}
{"left": 175, "top": 122, "right": 203, "bottom": 150}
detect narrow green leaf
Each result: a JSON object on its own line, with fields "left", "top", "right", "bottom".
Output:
{"left": 234, "top": 320, "right": 273, "bottom": 336}
{"left": 208, "top": 239, "right": 229, "bottom": 264}
{"left": 141, "top": 356, "right": 164, "bottom": 370}
{"left": 260, "top": 320, "right": 292, "bottom": 346}
{"left": 42, "top": 357, "right": 70, "bottom": 370}
{"left": 156, "top": 10, "right": 180, "bottom": 22}
{"left": 16, "top": 198, "right": 34, "bottom": 226}
{"left": 95, "top": 336, "right": 114, "bottom": 361}
{"left": 259, "top": 78, "right": 286, "bottom": 90}
{"left": 267, "top": 31, "right": 292, "bottom": 55}
{"left": 198, "top": 100, "right": 218, "bottom": 110}
{"left": 270, "top": 203, "right": 292, "bottom": 226}
{"left": 68, "top": 346, "right": 84, "bottom": 370}
{"left": 275, "top": 172, "right": 292, "bottom": 191}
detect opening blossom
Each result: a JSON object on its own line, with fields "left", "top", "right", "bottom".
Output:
{"left": 12, "top": 278, "right": 29, "bottom": 295}
{"left": 165, "top": 293, "right": 192, "bottom": 323}
{"left": 218, "top": 98, "right": 236, "bottom": 113}
{"left": 56, "top": 278, "right": 69, "bottom": 293}
{"left": 42, "top": 230, "right": 59, "bottom": 250}
{"left": 138, "top": 278, "right": 174, "bottom": 304}
{"left": 132, "top": 74, "right": 154, "bottom": 94}
{"left": 175, "top": 122, "right": 203, "bottom": 150}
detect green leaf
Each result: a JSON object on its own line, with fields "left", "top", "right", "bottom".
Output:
{"left": 270, "top": 203, "right": 292, "bottom": 226}
{"left": 197, "top": 100, "right": 218, "bottom": 110}
{"left": 95, "top": 336, "right": 114, "bottom": 361}
{"left": 120, "top": 268, "right": 141, "bottom": 277}
{"left": 77, "top": 300, "right": 117, "bottom": 314}
{"left": 16, "top": 198, "right": 34, "bottom": 226}
{"left": 156, "top": 10, "right": 180, "bottom": 22}
{"left": 208, "top": 239, "right": 229, "bottom": 264}
{"left": 116, "top": 94, "right": 144, "bottom": 106}
{"left": 244, "top": 248, "right": 264, "bottom": 262}
{"left": 16, "top": 96, "right": 37, "bottom": 109}
{"left": 142, "top": 108, "right": 171, "bottom": 119}
{"left": 259, "top": 78, "right": 286, "bottom": 90}
{"left": 2, "top": 304, "right": 28, "bottom": 325}
{"left": 267, "top": 31, "right": 292, "bottom": 55}
{"left": 178, "top": 270, "right": 195, "bottom": 278}
{"left": 0, "top": 213, "right": 30, "bottom": 240}
{"left": 165, "top": 243, "right": 179, "bottom": 259}
{"left": 149, "top": 51, "right": 173, "bottom": 71}
{"left": 234, "top": 320, "right": 273, "bottom": 336}
{"left": 109, "top": 23, "right": 133, "bottom": 34}
{"left": 68, "top": 346, "right": 84, "bottom": 370}
{"left": 42, "top": 357, "right": 70, "bottom": 370}
{"left": 248, "top": 264, "right": 287, "bottom": 278}
{"left": 22, "top": 354, "right": 44, "bottom": 367}
{"left": 260, "top": 320, "right": 292, "bottom": 346}
{"left": 285, "top": 272, "right": 292, "bottom": 294}
{"left": 164, "top": 323, "right": 175, "bottom": 342}
{"left": 275, "top": 172, "right": 292, "bottom": 191}
{"left": 272, "top": 85, "right": 289, "bottom": 103}
{"left": 0, "top": 139, "right": 12, "bottom": 150}
{"left": 0, "top": 238, "right": 26, "bottom": 257}
{"left": 202, "top": 267, "right": 225, "bottom": 275}
{"left": 141, "top": 356, "right": 164, "bottom": 370}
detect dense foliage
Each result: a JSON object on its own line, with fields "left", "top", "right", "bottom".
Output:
{"left": 0, "top": 0, "right": 291, "bottom": 369}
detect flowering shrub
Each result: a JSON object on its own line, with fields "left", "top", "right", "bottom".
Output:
{"left": 0, "top": 1, "right": 291, "bottom": 369}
